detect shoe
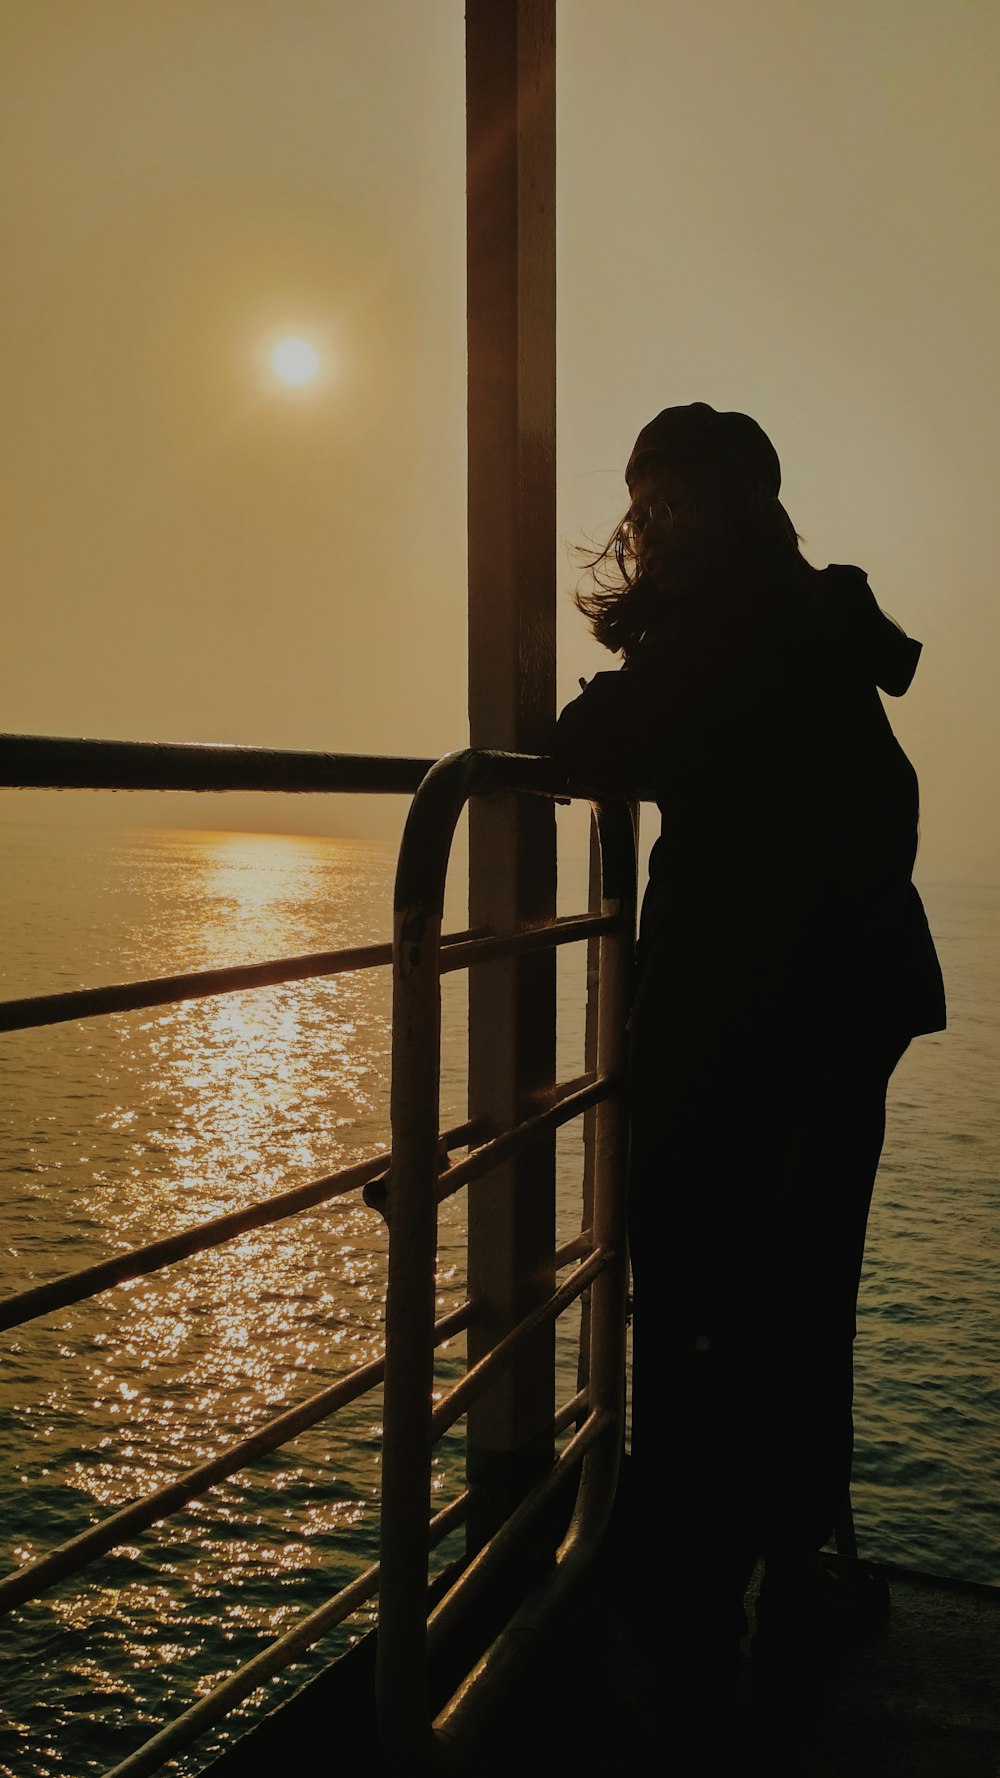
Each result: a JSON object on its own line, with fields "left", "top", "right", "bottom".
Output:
{"left": 753, "top": 1554, "right": 890, "bottom": 1663}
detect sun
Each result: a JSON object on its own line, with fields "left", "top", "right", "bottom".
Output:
{"left": 270, "top": 335, "right": 322, "bottom": 387}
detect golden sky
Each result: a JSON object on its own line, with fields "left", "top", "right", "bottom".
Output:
{"left": 1, "top": 1, "right": 997, "bottom": 878}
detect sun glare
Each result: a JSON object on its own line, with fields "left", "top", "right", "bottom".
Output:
{"left": 270, "top": 335, "right": 322, "bottom": 387}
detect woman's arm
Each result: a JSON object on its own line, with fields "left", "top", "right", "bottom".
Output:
{"left": 554, "top": 666, "right": 662, "bottom": 792}
{"left": 822, "top": 565, "right": 922, "bottom": 696}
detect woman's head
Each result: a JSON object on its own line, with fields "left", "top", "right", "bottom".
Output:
{"left": 625, "top": 402, "right": 781, "bottom": 501}
{"left": 576, "top": 402, "right": 803, "bottom": 657}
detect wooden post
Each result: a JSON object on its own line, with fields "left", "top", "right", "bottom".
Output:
{"left": 465, "top": 0, "right": 557, "bottom": 1541}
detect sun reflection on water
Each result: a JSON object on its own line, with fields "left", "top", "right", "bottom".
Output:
{"left": 4, "top": 830, "right": 997, "bottom": 1770}
{"left": 0, "top": 826, "right": 428, "bottom": 1776}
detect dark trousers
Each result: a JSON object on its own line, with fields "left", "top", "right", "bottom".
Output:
{"left": 627, "top": 997, "right": 908, "bottom": 1616}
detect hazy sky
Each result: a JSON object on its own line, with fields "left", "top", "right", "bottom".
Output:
{"left": 1, "top": 1, "right": 997, "bottom": 879}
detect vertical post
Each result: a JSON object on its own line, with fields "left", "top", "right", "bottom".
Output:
{"left": 466, "top": 0, "right": 557, "bottom": 1539}
{"left": 575, "top": 815, "right": 603, "bottom": 1406}
{"left": 377, "top": 761, "right": 472, "bottom": 1767}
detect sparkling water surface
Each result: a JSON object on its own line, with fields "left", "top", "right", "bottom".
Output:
{"left": 0, "top": 815, "right": 996, "bottom": 1775}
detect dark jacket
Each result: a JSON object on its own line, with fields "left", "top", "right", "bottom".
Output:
{"left": 555, "top": 562, "right": 945, "bottom": 1048}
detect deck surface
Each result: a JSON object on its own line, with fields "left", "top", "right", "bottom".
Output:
{"left": 471, "top": 1532, "right": 1000, "bottom": 1777}
{"left": 203, "top": 1496, "right": 1000, "bottom": 1778}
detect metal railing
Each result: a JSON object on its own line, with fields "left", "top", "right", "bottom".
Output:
{"left": 0, "top": 732, "right": 637, "bottom": 1776}
{"left": 375, "top": 748, "right": 636, "bottom": 1767}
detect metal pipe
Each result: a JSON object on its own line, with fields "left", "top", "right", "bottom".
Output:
{"left": 0, "top": 916, "right": 611, "bottom": 1036}
{"left": 0, "top": 1154, "right": 383, "bottom": 1330}
{"left": 431, "top": 794, "right": 637, "bottom": 1760}
{"left": 377, "top": 748, "right": 573, "bottom": 1758}
{"left": 427, "top": 1410, "right": 610, "bottom": 1657}
{"left": 429, "top": 1248, "right": 609, "bottom": 1442}
{"left": 576, "top": 815, "right": 604, "bottom": 1408}
{"left": 553, "top": 1386, "right": 589, "bottom": 1435}
{"left": 0, "top": 930, "right": 484, "bottom": 1037}
{"left": 432, "top": 1424, "right": 614, "bottom": 1756}
{"left": 0, "top": 1124, "right": 479, "bottom": 1332}
{"left": 553, "top": 1229, "right": 593, "bottom": 1269}
{"left": 376, "top": 749, "right": 636, "bottom": 1765}
{"left": 101, "top": 1490, "right": 471, "bottom": 1778}
{"left": 0, "top": 941, "right": 397, "bottom": 1033}
{"left": 0, "top": 1109, "right": 604, "bottom": 1334}
{"left": 571, "top": 796, "right": 636, "bottom": 1525}
{"left": 434, "top": 1074, "right": 616, "bottom": 1204}
{"left": 0, "top": 733, "right": 435, "bottom": 794}
{"left": 553, "top": 1070, "right": 598, "bottom": 1102}
{"left": 438, "top": 911, "right": 614, "bottom": 974}
{"left": 0, "top": 729, "right": 631, "bottom": 806}
{"left": 376, "top": 753, "right": 480, "bottom": 1766}
{"left": 0, "top": 1302, "right": 471, "bottom": 1616}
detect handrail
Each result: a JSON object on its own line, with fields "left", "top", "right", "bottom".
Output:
{"left": 0, "top": 1299, "right": 473, "bottom": 1618}
{"left": 0, "top": 940, "right": 402, "bottom": 1033}
{"left": 433, "top": 1074, "right": 616, "bottom": 1205}
{"left": 1, "top": 738, "right": 637, "bottom": 1776}
{"left": 101, "top": 1488, "right": 473, "bottom": 1778}
{"left": 376, "top": 748, "right": 636, "bottom": 1767}
{"left": 0, "top": 1074, "right": 608, "bottom": 1330}
{"left": 0, "top": 1148, "right": 379, "bottom": 1330}
{"left": 0, "top": 732, "right": 435, "bottom": 794}
{"left": 428, "top": 1245, "right": 611, "bottom": 1442}
{"left": 0, "top": 913, "right": 612, "bottom": 1034}
{"left": 426, "top": 1406, "right": 611, "bottom": 1660}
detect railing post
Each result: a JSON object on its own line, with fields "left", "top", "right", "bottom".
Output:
{"left": 466, "top": 0, "right": 557, "bottom": 1542}
{"left": 582, "top": 800, "right": 636, "bottom": 1505}
{"left": 575, "top": 814, "right": 603, "bottom": 1406}
{"left": 377, "top": 758, "right": 473, "bottom": 1769}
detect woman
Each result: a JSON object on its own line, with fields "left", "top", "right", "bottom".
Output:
{"left": 556, "top": 403, "right": 945, "bottom": 1659}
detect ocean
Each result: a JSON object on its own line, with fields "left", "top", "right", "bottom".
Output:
{"left": 0, "top": 814, "right": 997, "bottom": 1775}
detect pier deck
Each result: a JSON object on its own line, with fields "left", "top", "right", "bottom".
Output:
{"left": 204, "top": 1476, "right": 1000, "bottom": 1778}
{"left": 472, "top": 1512, "right": 1000, "bottom": 1777}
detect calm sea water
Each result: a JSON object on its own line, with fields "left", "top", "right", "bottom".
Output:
{"left": 0, "top": 815, "right": 997, "bottom": 1775}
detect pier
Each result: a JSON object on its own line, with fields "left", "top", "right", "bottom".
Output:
{"left": 1, "top": 6, "right": 996, "bottom": 1773}
{"left": 199, "top": 1460, "right": 1000, "bottom": 1776}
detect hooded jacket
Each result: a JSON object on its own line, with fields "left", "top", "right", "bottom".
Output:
{"left": 555, "top": 562, "right": 945, "bottom": 1047}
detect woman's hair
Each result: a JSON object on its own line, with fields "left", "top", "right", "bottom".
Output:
{"left": 574, "top": 465, "right": 805, "bottom": 659}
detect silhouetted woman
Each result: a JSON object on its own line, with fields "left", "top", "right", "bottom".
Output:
{"left": 556, "top": 403, "right": 945, "bottom": 1660}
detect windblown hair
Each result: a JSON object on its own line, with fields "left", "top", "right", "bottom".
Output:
{"left": 574, "top": 473, "right": 805, "bottom": 659}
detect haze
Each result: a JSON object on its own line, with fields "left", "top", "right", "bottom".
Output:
{"left": 1, "top": 1, "right": 997, "bottom": 881}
